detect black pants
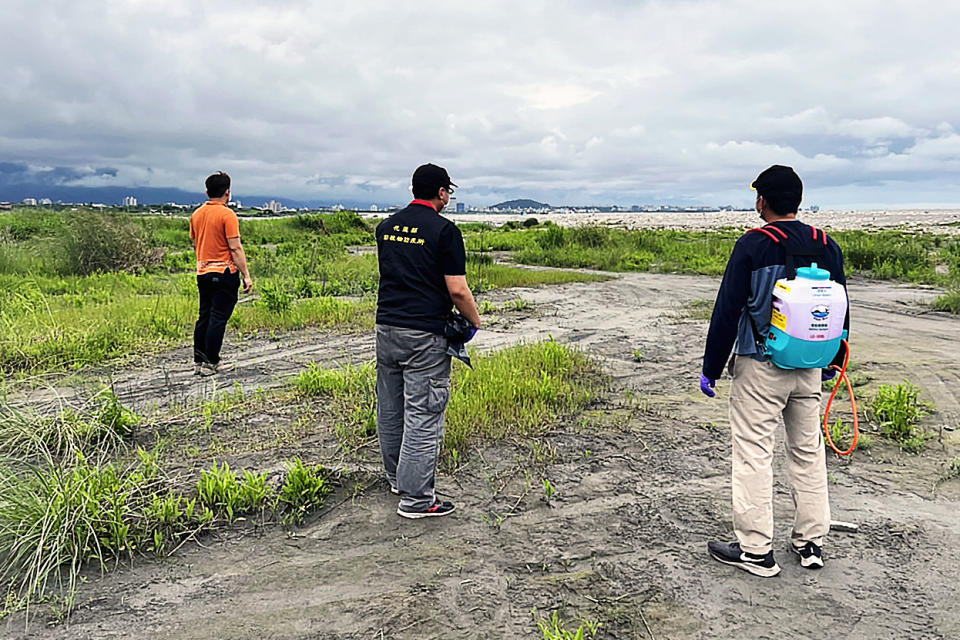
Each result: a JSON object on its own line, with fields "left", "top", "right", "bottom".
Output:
{"left": 194, "top": 269, "right": 240, "bottom": 365}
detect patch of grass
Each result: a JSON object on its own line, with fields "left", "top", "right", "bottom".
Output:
{"left": 292, "top": 342, "right": 602, "bottom": 464}
{"left": 296, "top": 362, "right": 377, "bottom": 453}
{"left": 445, "top": 341, "right": 603, "bottom": 462}
{"left": 870, "top": 381, "right": 933, "bottom": 452}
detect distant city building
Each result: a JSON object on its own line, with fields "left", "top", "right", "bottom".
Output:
{"left": 123, "top": 195, "right": 137, "bottom": 207}
{"left": 22, "top": 197, "right": 37, "bottom": 206}
{"left": 39, "top": 198, "right": 53, "bottom": 206}
{"left": 369, "top": 204, "right": 379, "bottom": 212}
{"left": 229, "top": 200, "right": 242, "bottom": 208}
{"left": 265, "top": 200, "right": 284, "bottom": 213}
{"left": 331, "top": 203, "right": 345, "bottom": 212}
{"left": 456, "top": 202, "right": 465, "bottom": 213}
{"left": 0, "top": 202, "right": 12, "bottom": 211}
{"left": 809, "top": 205, "right": 820, "bottom": 212}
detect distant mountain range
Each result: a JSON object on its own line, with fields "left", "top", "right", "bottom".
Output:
{"left": 489, "top": 199, "right": 551, "bottom": 210}
{"left": 0, "top": 183, "right": 391, "bottom": 210}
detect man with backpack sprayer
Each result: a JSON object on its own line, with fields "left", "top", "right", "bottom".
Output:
{"left": 700, "top": 165, "right": 850, "bottom": 577}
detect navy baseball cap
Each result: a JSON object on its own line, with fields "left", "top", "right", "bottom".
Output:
{"left": 751, "top": 165, "right": 802, "bottom": 198}
{"left": 412, "top": 163, "right": 457, "bottom": 192}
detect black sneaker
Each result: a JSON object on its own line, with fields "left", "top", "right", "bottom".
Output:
{"left": 397, "top": 499, "right": 455, "bottom": 519}
{"left": 791, "top": 541, "right": 824, "bottom": 569}
{"left": 707, "top": 541, "right": 781, "bottom": 578}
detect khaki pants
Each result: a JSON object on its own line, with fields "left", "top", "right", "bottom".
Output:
{"left": 729, "top": 356, "right": 830, "bottom": 555}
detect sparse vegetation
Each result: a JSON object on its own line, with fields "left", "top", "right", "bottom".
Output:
{"left": 0, "top": 208, "right": 603, "bottom": 376}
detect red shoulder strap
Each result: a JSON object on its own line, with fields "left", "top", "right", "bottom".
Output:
{"left": 764, "top": 224, "right": 788, "bottom": 239}
{"left": 747, "top": 227, "right": 780, "bottom": 242}
{"left": 811, "top": 226, "right": 828, "bottom": 245}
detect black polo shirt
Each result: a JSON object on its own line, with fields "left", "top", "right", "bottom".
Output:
{"left": 375, "top": 200, "right": 467, "bottom": 334}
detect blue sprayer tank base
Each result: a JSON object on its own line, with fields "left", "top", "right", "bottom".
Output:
{"left": 767, "top": 329, "right": 848, "bottom": 370}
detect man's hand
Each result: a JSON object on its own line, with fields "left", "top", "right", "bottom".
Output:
{"left": 243, "top": 275, "right": 253, "bottom": 294}
{"left": 699, "top": 374, "right": 717, "bottom": 398}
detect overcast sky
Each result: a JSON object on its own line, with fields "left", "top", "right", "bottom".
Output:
{"left": 3, "top": 0, "right": 960, "bottom": 208}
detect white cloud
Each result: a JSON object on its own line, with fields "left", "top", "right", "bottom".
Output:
{"left": 0, "top": 0, "right": 959, "bottom": 206}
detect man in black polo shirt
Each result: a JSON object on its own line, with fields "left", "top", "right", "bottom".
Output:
{"left": 376, "top": 163, "right": 481, "bottom": 519}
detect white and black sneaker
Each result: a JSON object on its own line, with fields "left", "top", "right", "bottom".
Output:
{"left": 791, "top": 541, "right": 824, "bottom": 569}
{"left": 397, "top": 499, "right": 455, "bottom": 519}
{"left": 390, "top": 486, "right": 400, "bottom": 496}
{"left": 708, "top": 541, "right": 781, "bottom": 578}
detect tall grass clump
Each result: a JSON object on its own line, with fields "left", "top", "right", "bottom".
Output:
{"left": 870, "top": 381, "right": 932, "bottom": 452}
{"left": 0, "top": 391, "right": 140, "bottom": 461}
{"left": 0, "top": 451, "right": 161, "bottom": 610}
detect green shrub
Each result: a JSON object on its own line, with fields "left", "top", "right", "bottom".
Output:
{"left": 61, "top": 211, "right": 161, "bottom": 275}
{"left": 258, "top": 281, "right": 293, "bottom": 314}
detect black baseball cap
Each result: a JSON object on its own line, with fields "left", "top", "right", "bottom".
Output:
{"left": 412, "top": 163, "right": 457, "bottom": 192}
{"left": 751, "top": 165, "right": 802, "bottom": 198}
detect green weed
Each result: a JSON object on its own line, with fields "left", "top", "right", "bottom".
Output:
{"left": 870, "top": 381, "right": 933, "bottom": 452}
{"left": 277, "top": 458, "right": 332, "bottom": 524}
{"left": 536, "top": 610, "right": 600, "bottom": 640}
{"left": 196, "top": 461, "right": 272, "bottom": 522}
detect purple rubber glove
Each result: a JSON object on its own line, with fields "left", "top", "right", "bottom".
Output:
{"left": 464, "top": 326, "right": 479, "bottom": 343}
{"left": 699, "top": 374, "right": 716, "bottom": 398}
{"left": 821, "top": 369, "right": 837, "bottom": 382}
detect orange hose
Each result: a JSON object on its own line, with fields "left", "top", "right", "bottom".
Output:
{"left": 823, "top": 339, "right": 858, "bottom": 456}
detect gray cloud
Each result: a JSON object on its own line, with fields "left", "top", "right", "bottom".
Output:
{"left": 1, "top": 0, "right": 959, "bottom": 207}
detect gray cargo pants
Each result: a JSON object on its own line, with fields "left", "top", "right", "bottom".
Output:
{"left": 375, "top": 324, "right": 452, "bottom": 510}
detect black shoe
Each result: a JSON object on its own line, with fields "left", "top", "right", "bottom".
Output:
{"left": 708, "top": 541, "right": 781, "bottom": 577}
{"left": 790, "top": 541, "right": 824, "bottom": 569}
{"left": 397, "top": 499, "right": 455, "bottom": 519}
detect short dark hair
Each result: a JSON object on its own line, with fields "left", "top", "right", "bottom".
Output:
{"left": 412, "top": 183, "right": 441, "bottom": 200}
{"left": 763, "top": 192, "right": 802, "bottom": 216}
{"left": 205, "top": 171, "right": 231, "bottom": 198}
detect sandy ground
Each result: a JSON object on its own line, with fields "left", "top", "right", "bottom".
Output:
{"left": 6, "top": 270, "right": 960, "bottom": 640}
{"left": 437, "top": 209, "right": 960, "bottom": 233}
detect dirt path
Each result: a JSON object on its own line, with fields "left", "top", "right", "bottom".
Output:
{"left": 7, "top": 272, "right": 960, "bottom": 639}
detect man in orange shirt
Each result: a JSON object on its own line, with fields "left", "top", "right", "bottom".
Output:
{"left": 189, "top": 172, "right": 253, "bottom": 376}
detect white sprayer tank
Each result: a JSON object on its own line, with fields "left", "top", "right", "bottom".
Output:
{"left": 765, "top": 262, "right": 848, "bottom": 370}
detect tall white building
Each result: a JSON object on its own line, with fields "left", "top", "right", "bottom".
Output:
{"left": 23, "top": 197, "right": 37, "bottom": 206}
{"left": 123, "top": 195, "right": 138, "bottom": 207}
{"left": 265, "top": 200, "right": 283, "bottom": 213}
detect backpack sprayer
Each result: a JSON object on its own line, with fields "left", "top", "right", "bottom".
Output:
{"left": 752, "top": 224, "right": 858, "bottom": 456}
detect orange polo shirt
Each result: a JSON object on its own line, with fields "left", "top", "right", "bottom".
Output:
{"left": 189, "top": 201, "right": 240, "bottom": 275}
